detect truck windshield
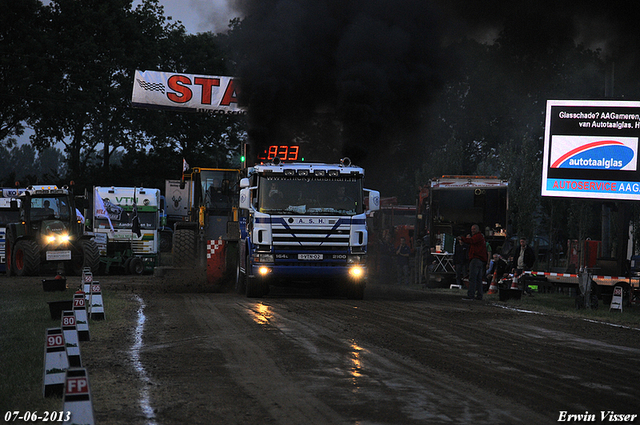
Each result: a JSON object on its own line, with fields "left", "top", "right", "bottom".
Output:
{"left": 258, "top": 176, "right": 364, "bottom": 216}
{"left": 29, "top": 197, "right": 70, "bottom": 220}
{"left": 200, "top": 170, "right": 239, "bottom": 210}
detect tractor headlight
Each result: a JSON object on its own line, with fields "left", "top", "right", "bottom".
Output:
{"left": 45, "top": 233, "right": 70, "bottom": 244}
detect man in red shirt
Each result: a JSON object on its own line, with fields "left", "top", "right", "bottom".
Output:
{"left": 460, "top": 224, "right": 488, "bottom": 300}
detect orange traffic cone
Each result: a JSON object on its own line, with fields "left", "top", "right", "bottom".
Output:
{"left": 510, "top": 275, "right": 519, "bottom": 290}
{"left": 488, "top": 272, "right": 498, "bottom": 294}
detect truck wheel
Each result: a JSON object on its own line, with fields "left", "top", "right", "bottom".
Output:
{"left": 14, "top": 240, "right": 41, "bottom": 276}
{"left": 123, "top": 258, "right": 132, "bottom": 274}
{"left": 173, "top": 229, "right": 196, "bottom": 267}
{"left": 245, "top": 275, "right": 265, "bottom": 298}
{"left": 344, "top": 280, "right": 365, "bottom": 300}
{"left": 129, "top": 257, "right": 144, "bottom": 275}
{"left": 235, "top": 258, "right": 246, "bottom": 294}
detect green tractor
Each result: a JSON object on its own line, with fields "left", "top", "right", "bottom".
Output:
{"left": 5, "top": 185, "right": 100, "bottom": 276}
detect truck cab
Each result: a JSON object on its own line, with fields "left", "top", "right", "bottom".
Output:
{"left": 237, "top": 158, "right": 380, "bottom": 298}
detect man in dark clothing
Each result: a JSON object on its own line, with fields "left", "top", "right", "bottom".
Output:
{"left": 510, "top": 237, "right": 535, "bottom": 279}
{"left": 460, "top": 224, "right": 488, "bottom": 300}
{"left": 453, "top": 238, "right": 469, "bottom": 288}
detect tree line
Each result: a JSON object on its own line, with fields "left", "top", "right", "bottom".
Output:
{"left": 2, "top": 0, "right": 640, "bottom": 258}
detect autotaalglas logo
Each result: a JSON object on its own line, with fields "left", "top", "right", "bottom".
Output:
{"left": 550, "top": 136, "right": 637, "bottom": 171}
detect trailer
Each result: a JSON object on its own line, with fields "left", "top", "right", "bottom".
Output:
{"left": 416, "top": 176, "right": 509, "bottom": 286}
{"left": 519, "top": 239, "right": 640, "bottom": 307}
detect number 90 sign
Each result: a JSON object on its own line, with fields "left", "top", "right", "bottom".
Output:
{"left": 47, "top": 335, "right": 64, "bottom": 347}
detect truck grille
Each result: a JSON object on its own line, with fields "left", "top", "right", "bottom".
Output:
{"left": 270, "top": 222, "right": 350, "bottom": 266}
{"left": 272, "top": 227, "right": 350, "bottom": 249}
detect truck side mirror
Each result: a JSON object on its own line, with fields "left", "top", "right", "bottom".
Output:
{"left": 240, "top": 178, "right": 250, "bottom": 189}
{"left": 239, "top": 188, "right": 252, "bottom": 210}
{"left": 365, "top": 189, "right": 380, "bottom": 213}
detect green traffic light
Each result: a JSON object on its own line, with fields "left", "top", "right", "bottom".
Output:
{"left": 241, "top": 156, "right": 245, "bottom": 162}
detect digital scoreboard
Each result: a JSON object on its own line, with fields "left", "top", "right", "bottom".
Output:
{"left": 256, "top": 145, "right": 302, "bottom": 162}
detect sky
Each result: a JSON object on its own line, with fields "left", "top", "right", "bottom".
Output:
{"left": 151, "top": 0, "right": 242, "bottom": 34}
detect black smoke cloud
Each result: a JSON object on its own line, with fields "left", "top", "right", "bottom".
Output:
{"left": 230, "top": 0, "right": 640, "bottom": 178}
{"left": 231, "top": 0, "right": 452, "bottom": 165}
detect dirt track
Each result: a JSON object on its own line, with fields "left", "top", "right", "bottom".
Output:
{"left": 78, "top": 277, "right": 640, "bottom": 425}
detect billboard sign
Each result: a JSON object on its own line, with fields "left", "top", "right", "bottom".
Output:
{"left": 131, "top": 70, "right": 245, "bottom": 114}
{"left": 542, "top": 100, "right": 640, "bottom": 200}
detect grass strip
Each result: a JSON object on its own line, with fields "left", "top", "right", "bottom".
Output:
{"left": 0, "top": 277, "right": 134, "bottom": 414}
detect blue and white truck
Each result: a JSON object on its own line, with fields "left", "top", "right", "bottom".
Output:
{"left": 236, "top": 158, "right": 380, "bottom": 298}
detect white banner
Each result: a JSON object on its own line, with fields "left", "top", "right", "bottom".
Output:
{"left": 131, "top": 70, "right": 245, "bottom": 114}
{"left": 94, "top": 188, "right": 114, "bottom": 232}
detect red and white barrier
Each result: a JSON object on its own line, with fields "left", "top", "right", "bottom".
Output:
{"left": 63, "top": 368, "right": 95, "bottom": 425}
{"left": 61, "top": 310, "right": 82, "bottom": 368}
{"left": 43, "top": 328, "right": 69, "bottom": 397}
{"left": 206, "top": 239, "right": 226, "bottom": 284}
{"left": 89, "top": 282, "right": 105, "bottom": 321}
{"left": 73, "top": 292, "right": 90, "bottom": 342}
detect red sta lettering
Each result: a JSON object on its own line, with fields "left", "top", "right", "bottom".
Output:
{"left": 194, "top": 77, "right": 220, "bottom": 104}
{"left": 220, "top": 79, "right": 239, "bottom": 106}
{"left": 167, "top": 75, "right": 193, "bottom": 103}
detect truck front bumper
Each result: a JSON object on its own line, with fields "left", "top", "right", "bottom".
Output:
{"left": 250, "top": 264, "right": 366, "bottom": 282}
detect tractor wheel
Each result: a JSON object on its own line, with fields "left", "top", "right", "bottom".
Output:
{"left": 82, "top": 239, "right": 101, "bottom": 274}
{"left": 13, "top": 240, "right": 41, "bottom": 276}
{"left": 68, "top": 239, "right": 100, "bottom": 276}
{"left": 173, "top": 229, "right": 196, "bottom": 267}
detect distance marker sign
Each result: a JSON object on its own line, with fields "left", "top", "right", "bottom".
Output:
{"left": 542, "top": 100, "right": 640, "bottom": 200}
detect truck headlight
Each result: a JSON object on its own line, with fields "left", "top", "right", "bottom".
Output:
{"left": 258, "top": 266, "right": 271, "bottom": 276}
{"left": 349, "top": 265, "right": 365, "bottom": 279}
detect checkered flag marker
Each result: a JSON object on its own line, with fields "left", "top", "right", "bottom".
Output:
{"left": 136, "top": 79, "right": 165, "bottom": 93}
